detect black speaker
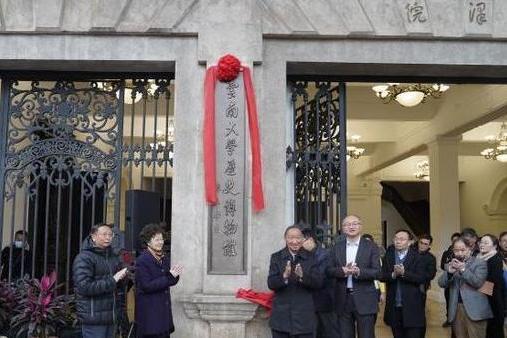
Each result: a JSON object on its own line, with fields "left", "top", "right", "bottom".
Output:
{"left": 125, "top": 190, "right": 161, "bottom": 252}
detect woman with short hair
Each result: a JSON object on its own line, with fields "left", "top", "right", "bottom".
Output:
{"left": 478, "top": 234, "right": 505, "bottom": 338}
{"left": 135, "top": 223, "right": 183, "bottom": 338}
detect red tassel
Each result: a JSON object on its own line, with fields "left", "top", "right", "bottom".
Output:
{"left": 243, "top": 67, "right": 265, "bottom": 211}
{"left": 203, "top": 66, "right": 218, "bottom": 205}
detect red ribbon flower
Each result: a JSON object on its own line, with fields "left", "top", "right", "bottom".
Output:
{"left": 216, "top": 54, "right": 241, "bottom": 82}
{"left": 203, "top": 54, "right": 265, "bottom": 212}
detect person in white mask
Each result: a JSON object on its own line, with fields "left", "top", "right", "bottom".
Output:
{"left": 1, "top": 230, "right": 31, "bottom": 281}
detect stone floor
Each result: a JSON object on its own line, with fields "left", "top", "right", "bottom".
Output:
{"left": 375, "top": 298, "right": 451, "bottom": 338}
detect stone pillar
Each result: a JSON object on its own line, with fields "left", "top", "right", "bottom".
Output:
{"left": 427, "top": 136, "right": 460, "bottom": 300}
{"left": 181, "top": 294, "right": 259, "bottom": 338}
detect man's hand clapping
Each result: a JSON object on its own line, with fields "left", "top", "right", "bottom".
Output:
{"left": 283, "top": 260, "right": 292, "bottom": 279}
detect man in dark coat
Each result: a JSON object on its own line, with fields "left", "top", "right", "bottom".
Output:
{"left": 381, "top": 230, "right": 427, "bottom": 338}
{"left": 415, "top": 234, "right": 437, "bottom": 338}
{"left": 0, "top": 230, "right": 31, "bottom": 281}
{"left": 135, "top": 223, "right": 182, "bottom": 338}
{"left": 268, "top": 225, "right": 323, "bottom": 338}
{"left": 73, "top": 223, "right": 128, "bottom": 338}
{"left": 326, "top": 215, "right": 380, "bottom": 338}
{"left": 301, "top": 228, "right": 339, "bottom": 337}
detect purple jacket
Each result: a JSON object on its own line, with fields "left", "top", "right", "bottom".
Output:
{"left": 135, "top": 250, "right": 179, "bottom": 336}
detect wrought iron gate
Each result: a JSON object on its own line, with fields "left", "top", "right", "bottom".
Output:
{"left": 0, "top": 75, "right": 174, "bottom": 291}
{"left": 287, "top": 81, "right": 347, "bottom": 245}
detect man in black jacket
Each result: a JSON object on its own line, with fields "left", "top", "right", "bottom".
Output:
{"left": 0, "top": 230, "right": 31, "bottom": 281}
{"left": 326, "top": 215, "right": 380, "bottom": 338}
{"left": 301, "top": 228, "right": 339, "bottom": 338}
{"left": 415, "top": 234, "right": 437, "bottom": 338}
{"left": 73, "top": 223, "right": 128, "bottom": 338}
{"left": 268, "top": 225, "right": 323, "bottom": 338}
{"left": 380, "top": 230, "right": 426, "bottom": 338}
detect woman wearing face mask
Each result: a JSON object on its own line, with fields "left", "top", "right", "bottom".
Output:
{"left": 135, "top": 223, "right": 183, "bottom": 338}
{"left": 0, "top": 230, "right": 31, "bottom": 281}
{"left": 478, "top": 234, "right": 505, "bottom": 338}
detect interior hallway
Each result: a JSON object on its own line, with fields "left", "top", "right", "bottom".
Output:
{"left": 376, "top": 298, "right": 450, "bottom": 338}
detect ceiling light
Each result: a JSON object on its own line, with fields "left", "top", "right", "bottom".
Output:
{"left": 372, "top": 83, "right": 450, "bottom": 107}
{"left": 481, "top": 123, "right": 507, "bottom": 162}
{"left": 414, "top": 160, "right": 430, "bottom": 180}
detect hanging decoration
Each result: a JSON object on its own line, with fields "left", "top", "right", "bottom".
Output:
{"left": 203, "top": 54, "right": 265, "bottom": 212}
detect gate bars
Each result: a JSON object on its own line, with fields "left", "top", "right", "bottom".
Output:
{"left": 0, "top": 75, "right": 174, "bottom": 292}
{"left": 287, "top": 81, "right": 347, "bottom": 245}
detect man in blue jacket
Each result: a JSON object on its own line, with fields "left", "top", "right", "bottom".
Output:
{"left": 73, "top": 223, "right": 128, "bottom": 338}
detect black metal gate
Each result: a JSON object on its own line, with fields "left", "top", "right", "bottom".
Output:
{"left": 287, "top": 81, "right": 347, "bottom": 245}
{"left": 0, "top": 75, "right": 174, "bottom": 291}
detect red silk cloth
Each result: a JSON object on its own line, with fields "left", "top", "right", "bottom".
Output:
{"left": 203, "top": 63, "right": 265, "bottom": 211}
{"left": 235, "top": 288, "right": 274, "bottom": 314}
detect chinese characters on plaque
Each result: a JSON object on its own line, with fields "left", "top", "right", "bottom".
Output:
{"left": 465, "top": 0, "right": 492, "bottom": 35}
{"left": 209, "top": 75, "right": 246, "bottom": 274}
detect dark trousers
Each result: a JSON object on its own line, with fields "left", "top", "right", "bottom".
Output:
{"left": 82, "top": 324, "right": 114, "bottom": 338}
{"left": 486, "top": 317, "right": 505, "bottom": 338}
{"left": 272, "top": 330, "right": 313, "bottom": 338}
{"left": 315, "top": 311, "right": 340, "bottom": 338}
{"left": 391, "top": 307, "right": 423, "bottom": 338}
{"left": 338, "top": 293, "right": 375, "bottom": 338}
{"left": 444, "top": 287, "right": 450, "bottom": 319}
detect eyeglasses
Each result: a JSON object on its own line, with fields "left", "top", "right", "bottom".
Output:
{"left": 343, "top": 222, "right": 361, "bottom": 227}
{"left": 97, "top": 232, "right": 115, "bottom": 238}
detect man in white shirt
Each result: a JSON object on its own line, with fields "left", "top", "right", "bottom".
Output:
{"left": 326, "top": 215, "right": 381, "bottom": 338}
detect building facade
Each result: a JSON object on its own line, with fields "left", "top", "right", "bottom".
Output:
{"left": 1, "top": 1, "right": 507, "bottom": 337}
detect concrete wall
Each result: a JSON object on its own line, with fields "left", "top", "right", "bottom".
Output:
{"left": 1, "top": 0, "right": 507, "bottom": 336}
{"left": 381, "top": 199, "right": 412, "bottom": 247}
{"left": 459, "top": 156, "right": 507, "bottom": 235}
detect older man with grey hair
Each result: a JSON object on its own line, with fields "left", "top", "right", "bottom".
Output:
{"left": 438, "top": 237, "right": 492, "bottom": 338}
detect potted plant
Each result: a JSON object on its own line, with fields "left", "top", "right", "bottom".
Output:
{"left": 10, "top": 271, "right": 76, "bottom": 338}
{"left": 0, "top": 280, "right": 17, "bottom": 336}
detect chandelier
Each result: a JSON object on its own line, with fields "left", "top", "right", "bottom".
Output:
{"left": 414, "top": 160, "right": 430, "bottom": 180}
{"left": 372, "top": 83, "right": 449, "bottom": 107}
{"left": 346, "top": 135, "right": 365, "bottom": 161}
{"left": 480, "top": 123, "right": 507, "bottom": 162}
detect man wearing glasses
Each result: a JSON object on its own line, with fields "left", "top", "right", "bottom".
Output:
{"left": 326, "top": 215, "right": 380, "bottom": 338}
{"left": 73, "top": 223, "right": 128, "bottom": 338}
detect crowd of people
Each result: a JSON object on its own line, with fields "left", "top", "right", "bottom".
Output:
{"left": 268, "top": 215, "right": 507, "bottom": 338}
{"left": 1, "top": 219, "right": 506, "bottom": 338}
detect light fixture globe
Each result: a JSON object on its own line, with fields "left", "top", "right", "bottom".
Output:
{"left": 395, "top": 91, "right": 425, "bottom": 107}
{"left": 372, "top": 83, "right": 449, "bottom": 107}
{"left": 481, "top": 123, "right": 507, "bottom": 162}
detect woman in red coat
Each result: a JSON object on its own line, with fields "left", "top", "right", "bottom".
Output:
{"left": 135, "top": 223, "right": 183, "bottom": 338}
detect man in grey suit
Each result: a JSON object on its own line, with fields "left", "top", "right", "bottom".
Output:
{"left": 438, "top": 237, "right": 493, "bottom": 338}
{"left": 326, "top": 215, "right": 380, "bottom": 338}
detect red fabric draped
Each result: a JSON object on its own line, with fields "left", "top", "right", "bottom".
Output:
{"left": 236, "top": 288, "right": 273, "bottom": 314}
{"left": 203, "top": 64, "right": 265, "bottom": 212}
{"left": 203, "top": 66, "right": 218, "bottom": 205}
{"left": 242, "top": 67, "right": 265, "bottom": 211}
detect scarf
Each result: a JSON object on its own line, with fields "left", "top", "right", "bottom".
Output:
{"left": 477, "top": 249, "right": 497, "bottom": 261}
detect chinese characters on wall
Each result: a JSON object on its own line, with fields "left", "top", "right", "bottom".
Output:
{"left": 209, "top": 75, "right": 246, "bottom": 274}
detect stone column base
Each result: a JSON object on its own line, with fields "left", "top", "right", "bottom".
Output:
{"left": 181, "top": 293, "right": 259, "bottom": 338}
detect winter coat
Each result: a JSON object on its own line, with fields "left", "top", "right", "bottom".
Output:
{"left": 310, "top": 246, "right": 335, "bottom": 313}
{"left": 72, "top": 237, "right": 123, "bottom": 325}
{"left": 380, "top": 246, "right": 427, "bottom": 328}
{"left": 268, "top": 247, "right": 323, "bottom": 335}
{"left": 135, "top": 250, "right": 179, "bottom": 336}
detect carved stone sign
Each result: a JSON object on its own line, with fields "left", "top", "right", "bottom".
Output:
{"left": 465, "top": 0, "right": 493, "bottom": 35}
{"left": 208, "top": 74, "right": 246, "bottom": 274}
